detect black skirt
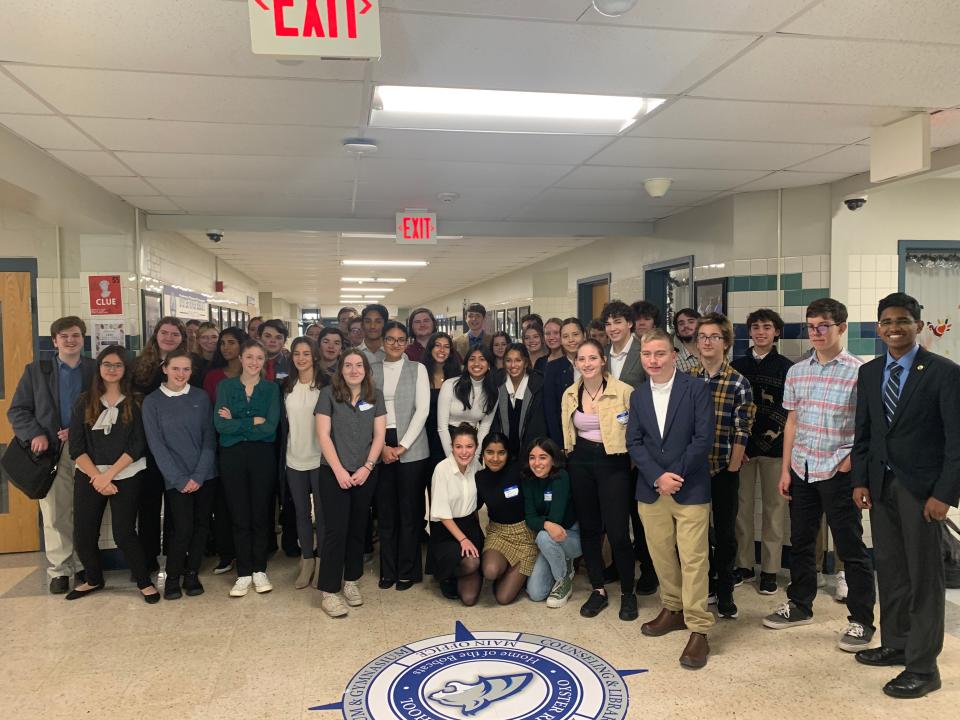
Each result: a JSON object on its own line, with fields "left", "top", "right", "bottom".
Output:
{"left": 429, "top": 513, "right": 484, "bottom": 581}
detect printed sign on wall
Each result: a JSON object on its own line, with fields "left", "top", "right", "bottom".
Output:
{"left": 248, "top": 0, "right": 382, "bottom": 59}
{"left": 88, "top": 275, "right": 123, "bottom": 316}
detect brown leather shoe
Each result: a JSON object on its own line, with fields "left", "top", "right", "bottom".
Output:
{"left": 679, "top": 632, "right": 709, "bottom": 669}
{"left": 641, "top": 608, "right": 687, "bottom": 637}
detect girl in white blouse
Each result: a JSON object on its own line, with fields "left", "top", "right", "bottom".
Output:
{"left": 437, "top": 347, "right": 498, "bottom": 457}
{"left": 429, "top": 423, "right": 484, "bottom": 605}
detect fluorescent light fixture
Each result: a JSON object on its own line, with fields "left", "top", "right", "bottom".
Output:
{"left": 371, "top": 85, "right": 665, "bottom": 134}
{"left": 341, "top": 277, "right": 407, "bottom": 283}
{"left": 342, "top": 260, "right": 429, "bottom": 267}
{"left": 340, "top": 287, "right": 394, "bottom": 293}
{"left": 340, "top": 232, "right": 463, "bottom": 240}
{"left": 363, "top": 295, "right": 386, "bottom": 299}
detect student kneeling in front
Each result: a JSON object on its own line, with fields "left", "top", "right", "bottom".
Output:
{"left": 627, "top": 328, "right": 715, "bottom": 669}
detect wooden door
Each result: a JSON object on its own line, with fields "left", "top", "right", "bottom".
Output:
{"left": 0, "top": 271, "right": 41, "bottom": 552}
{"left": 591, "top": 282, "right": 610, "bottom": 318}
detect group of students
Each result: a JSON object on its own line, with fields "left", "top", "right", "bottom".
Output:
{"left": 8, "top": 290, "right": 957, "bottom": 697}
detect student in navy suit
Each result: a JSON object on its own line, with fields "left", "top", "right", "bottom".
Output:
{"left": 627, "top": 328, "right": 715, "bottom": 670}
{"left": 852, "top": 293, "right": 960, "bottom": 699}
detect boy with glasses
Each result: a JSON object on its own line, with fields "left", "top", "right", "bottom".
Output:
{"left": 689, "top": 313, "right": 756, "bottom": 621}
{"left": 762, "top": 298, "right": 876, "bottom": 653}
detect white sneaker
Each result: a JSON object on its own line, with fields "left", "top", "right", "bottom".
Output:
{"left": 321, "top": 592, "right": 349, "bottom": 618}
{"left": 229, "top": 576, "right": 252, "bottom": 597}
{"left": 343, "top": 580, "right": 363, "bottom": 606}
{"left": 817, "top": 572, "right": 825, "bottom": 588}
{"left": 834, "top": 571, "right": 848, "bottom": 603}
{"left": 252, "top": 572, "right": 273, "bottom": 594}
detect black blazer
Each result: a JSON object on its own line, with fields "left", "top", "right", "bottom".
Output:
{"left": 852, "top": 346, "right": 960, "bottom": 506}
{"left": 492, "top": 372, "right": 547, "bottom": 456}
{"left": 543, "top": 357, "right": 574, "bottom": 446}
{"left": 627, "top": 370, "right": 715, "bottom": 505}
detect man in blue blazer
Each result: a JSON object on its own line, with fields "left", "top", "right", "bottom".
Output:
{"left": 852, "top": 293, "right": 960, "bottom": 699}
{"left": 627, "top": 328, "right": 715, "bottom": 669}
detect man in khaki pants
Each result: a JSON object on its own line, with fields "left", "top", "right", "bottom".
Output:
{"left": 8, "top": 316, "right": 96, "bottom": 593}
{"left": 626, "top": 329, "right": 716, "bottom": 669}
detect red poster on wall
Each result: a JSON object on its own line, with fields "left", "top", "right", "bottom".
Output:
{"left": 88, "top": 275, "right": 123, "bottom": 316}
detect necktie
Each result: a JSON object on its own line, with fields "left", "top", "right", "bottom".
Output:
{"left": 883, "top": 361, "right": 904, "bottom": 424}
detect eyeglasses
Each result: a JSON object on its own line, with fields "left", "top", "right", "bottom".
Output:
{"left": 100, "top": 362, "right": 124, "bottom": 371}
{"left": 878, "top": 318, "right": 916, "bottom": 328}
{"left": 383, "top": 336, "right": 407, "bottom": 346}
{"left": 805, "top": 323, "right": 840, "bottom": 336}
{"left": 696, "top": 334, "right": 723, "bottom": 343}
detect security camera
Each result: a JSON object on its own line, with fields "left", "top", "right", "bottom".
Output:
{"left": 206, "top": 229, "right": 224, "bottom": 243}
{"left": 843, "top": 196, "right": 867, "bottom": 211}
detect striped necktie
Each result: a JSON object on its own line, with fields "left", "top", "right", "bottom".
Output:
{"left": 884, "top": 361, "right": 904, "bottom": 424}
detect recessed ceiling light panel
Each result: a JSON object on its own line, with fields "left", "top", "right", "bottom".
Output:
{"left": 342, "top": 259, "right": 429, "bottom": 267}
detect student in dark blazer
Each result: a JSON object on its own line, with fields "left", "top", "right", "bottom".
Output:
{"left": 627, "top": 328, "right": 715, "bottom": 670}
{"left": 852, "top": 293, "right": 960, "bottom": 699}
{"left": 491, "top": 344, "right": 547, "bottom": 459}
{"left": 542, "top": 319, "right": 585, "bottom": 446}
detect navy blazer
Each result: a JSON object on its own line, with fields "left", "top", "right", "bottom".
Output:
{"left": 852, "top": 346, "right": 960, "bottom": 507}
{"left": 627, "top": 370, "right": 715, "bottom": 505}
{"left": 542, "top": 357, "right": 574, "bottom": 446}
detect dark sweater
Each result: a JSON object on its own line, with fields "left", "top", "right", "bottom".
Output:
{"left": 523, "top": 469, "right": 576, "bottom": 532}
{"left": 142, "top": 388, "right": 218, "bottom": 491}
{"left": 476, "top": 464, "right": 525, "bottom": 525}
{"left": 731, "top": 347, "right": 794, "bottom": 458}
{"left": 213, "top": 376, "right": 281, "bottom": 447}
{"left": 69, "top": 395, "right": 146, "bottom": 467}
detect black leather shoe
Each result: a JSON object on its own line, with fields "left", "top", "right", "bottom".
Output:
{"left": 378, "top": 578, "right": 396, "bottom": 590}
{"left": 855, "top": 646, "right": 906, "bottom": 667}
{"left": 49, "top": 576, "right": 69, "bottom": 594}
{"left": 635, "top": 573, "right": 659, "bottom": 596}
{"left": 183, "top": 572, "right": 205, "bottom": 597}
{"left": 164, "top": 579, "right": 182, "bottom": 601}
{"left": 142, "top": 586, "right": 161, "bottom": 604}
{"left": 580, "top": 590, "right": 609, "bottom": 618}
{"left": 396, "top": 580, "right": 415, "bottom": 591}
{"left": 883, "top": 670, "right": 941, "bottom": 699}
{"left": 619, "top": 593, "right": 639, "bottom": 621}
{"left": 65, "top": 584, "right": 104, "bottom": 600}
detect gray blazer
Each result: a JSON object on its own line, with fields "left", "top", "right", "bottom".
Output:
{"left": 608, "top": 339, "right": 646, "bottom": 389}
{"left": 371, "top": 356, "right": 430, "bottom": 464}
{"left": 8, "top": 356, "right": 97, "bottom": 443}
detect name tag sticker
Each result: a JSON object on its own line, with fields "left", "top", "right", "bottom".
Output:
{"left": 503, "top": 485, "right": 519, "bottom": 499}
{"left": 544, "top": 490, "right": 553, "bottom": 502}
{"left": 357, "top": 401, "right": 374, "bottom": 412}
{"left": 616, "top": 411, "right": 629, "bottom": 425}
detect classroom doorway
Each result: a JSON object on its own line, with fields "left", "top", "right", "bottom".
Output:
{"left": 577, "top": 273, "right": 611, "bottom": 325}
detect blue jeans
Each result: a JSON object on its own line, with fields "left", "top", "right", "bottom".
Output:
{"left": 528, "top": 524, "right": 582, "bottom": 601}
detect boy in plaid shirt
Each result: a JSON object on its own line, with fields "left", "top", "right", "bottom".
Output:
{"left": 689, "top": 313, "right": 756, "bottom": 620}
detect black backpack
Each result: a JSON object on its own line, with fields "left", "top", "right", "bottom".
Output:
{"left": 944, "top": 518, "right": 960, "bottom": 589}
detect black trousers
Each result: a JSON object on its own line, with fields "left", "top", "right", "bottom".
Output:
{"left": 376, "top": 429, "right": 427, "bottom": 582}
{"left": 872, "top": 471, "right": 945, "bottom": 674}
{"left": 287, "top": 467, "right": 323, "bottom": 560}
{"left": 219, "top": 442, "right": 277, "bottom": 577}
{"left": 709, "top": 468, "right": 740, "bottom": 601}
{"left": 164, "top": 479, "right": 217, "bottom": 581}
{"left": 74, "top": 469, "right": 151, "bottom": 588}
{"left": 786, "top": 469, "right": 875, "bottom": 627}
{"left": 136, "top": 455, "right": 165, "bottom": 566}
{"left": 568, "top": 439, "right": 635, "bottom": 594}
{"left": 317, "top": 464, "right": 379, "bottom": 593}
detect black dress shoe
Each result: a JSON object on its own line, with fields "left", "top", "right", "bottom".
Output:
{"left": 856, "top": 646, "right": 906, "bottom": 667}
{"left": 883, "top": 670, "right": 941, "bottom": 699}
{"left": 619, "top": 593, "right": 639, "bottom": 621}
{"left": 396, "top": 580, "right": 415, "bottom": 591}
{"left": 635, "top": 573, "right": 659, "bottom": 596}
{"left": 580, "top": 590, "right": 609, "bottom": 618}
{"left": 183, "top": 572, "right": 205, "bottom": 597}
{"left": 164, "top": 580, "right": 183, "bottom": 601}
{"left": 142, "top": 586, "right": 161, "bottom": 604}
{"left": 65, "top": 585, "right": 104, "bottom": 600}
{"left": 378, "top": 578, "right": 396, "bottom": 590}
{"left": 49, "top": 576, "right": 70, "bottom": 594}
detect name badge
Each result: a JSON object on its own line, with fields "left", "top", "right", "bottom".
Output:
{"left": 544, "top": 490, "right": 553, "bottom": 502}
{"left": 616, "top": 410, "right": 629, "bottom": 425}
{"left": 276, "top": 372, "right": 289, "bottom": 380}
{"left": 503, "top": 485, "right": 519, "bottom": 499}
{"left": 357, "top": 401, "right": 374, "bottom": 412}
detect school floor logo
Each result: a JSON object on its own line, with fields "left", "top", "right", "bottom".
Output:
{"left": 310, "top": 621, "right": 646, "bottom": 719}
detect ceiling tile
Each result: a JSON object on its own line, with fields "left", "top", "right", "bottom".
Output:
{"left": 535, "top": 187, "right": 719, "bottom": 205}
{"left": 0, "top": 114, "right": 98, "bottom": 150}
{"left": 730, "top": 170, "right": 853, "bottom": 192}
{"left": 782, "top": 0, "right": 960, "bottom": 45}
{"left": 90, "top": 176, "right": 158, "bottom": 195}
{"left": 116, "top": 153, "right": 358, "bottom": 181}
{"left": 557, "top": 165, "right": 769, "bottom": 191}
{"left": 357, "top": 159, "right": 573, "bottom": 189}
{"left": 8, "top": 66, "right": 366, "bottom": 126}
{"left": 1, "top": 0, "right": 365, "bottom": 81}
{"left": 47, "top": 150, "right": 133, "bottom": 176}
{"left": 171, "top": 195, "right": 354, "bottom": 217}
{"left": 122, "top": 196, "right": 183, "bottom": 213}
{"left": 588, "top": 137, "right": 842, "bottom": 170}
{"left": 586, "top": 0, "right": 814, "bottom": 32}
{"left": 931, "top": 109, "right": 960, "bottom": 149}
{"left": 147, "top": 177, "right": 357, "bottom": 199}
{"left": 787, "top": 144, "right": 870, "bottom": 173}
{"left": 382, "top": 1, "right": 590, "bottom": 21}
{"left": 630, "top": 98, "right": 911, "bottom": 144}
{"left": 0, "top": 71, "right": 51, "bottom": 114}
{"left": 509, "top": 203, "right": 685, "bottom": 223}
{"left": 72, "top": 118, "right": 352, "bottom": 156}
{"left": 695, "top": 35, "right": 960, "bottom": 108}
{"left": 374, "top": 13, "right": 755, "bottom": 95}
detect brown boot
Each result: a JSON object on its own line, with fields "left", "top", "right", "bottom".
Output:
{"left": 641, "top": 608, "right": 687, "bottom": 637}
{"left": 679, "top": 632, "right": 709, "bottom": 669}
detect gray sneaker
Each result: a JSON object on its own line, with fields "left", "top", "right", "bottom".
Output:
{"left": 546, "top": 574, "right": 573, "bottom": 608}
{"left": 762, "top": 601, "right": 813, "bottom": 629}
{"left": 837, "top": 621, "right": 874, "bottom": 652}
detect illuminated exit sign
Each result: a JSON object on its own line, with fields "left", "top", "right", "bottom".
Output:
{"left": 248, "top": 0, "right": 382, "bottom": 59}
{"left": 396, "top": 210, "right": 438, "bottom": 245}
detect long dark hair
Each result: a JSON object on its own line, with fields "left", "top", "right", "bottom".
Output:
{"left": 520, "top": 437, "right": 565, "bottom": 480}
{"left": 454, "top": 347, "right": 498, "bottom": 415}
{"left": 84, "top": 345, "right": 134, "bottom": 427}
{"left": 424, "top": 332, "right": 460, "bottom": 380}
{"left": 480, "top": 431, "right": 511, "bottom": 467}
{"left": 209, "top": 327, "right": 249, "bottom": 370}
{"left": 284, "top": 337, "right": 325, "bottom": 395}
{"left": 331, "top": 349, "right": 376, "bottom": 405}
{"left": 133, "top": 316, "right": 187, "bottom": 387}
{"left": 503, "top": 342, "right": 531, "bottom": 376}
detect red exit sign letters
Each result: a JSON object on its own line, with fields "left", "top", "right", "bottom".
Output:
{"left": 396, "top": 210, "right": 438, "bottom": 245}
{"left": 248, "top": 0, "right": 381, "bottom": 59}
